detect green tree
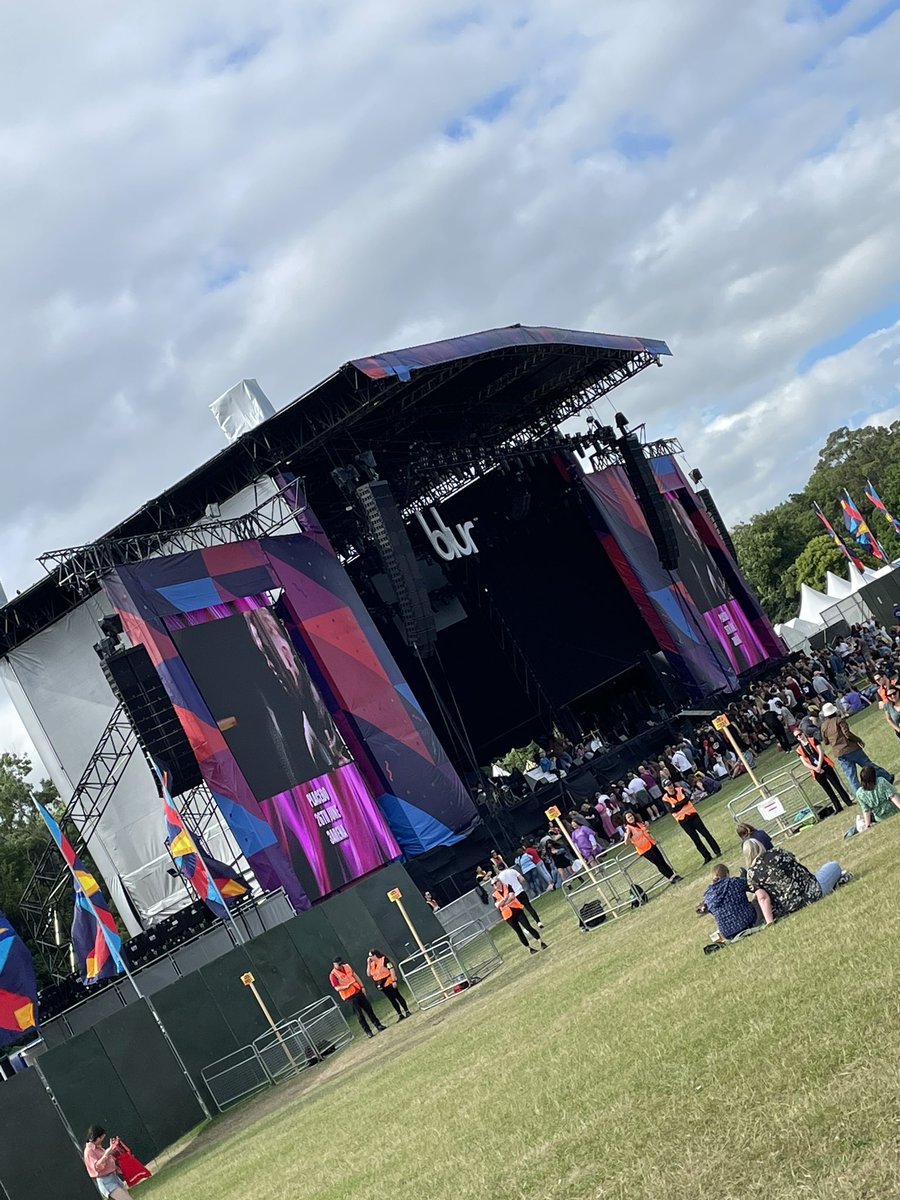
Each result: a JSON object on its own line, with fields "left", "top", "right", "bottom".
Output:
{"left": 732, "top": 496, "right": 817, "bottom": 623}
{"left": 0, "top": 754, "right": 58, "bottom": 948}
{"left": 806, "top": 422, "right": 900, "bottom": 539}
{"left": 786, "top": 534, "right": 848, "bottom": 592}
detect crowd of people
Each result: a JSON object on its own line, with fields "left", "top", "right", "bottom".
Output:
{"left": 468, "top": 618, "right": 900, "bottom": 954}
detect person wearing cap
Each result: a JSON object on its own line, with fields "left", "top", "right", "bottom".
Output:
{"left": 818, "top": 702, "right": 894, "bottom": 793}
{"left": 329, "top": 957, "right": 386, "bottom": 1039}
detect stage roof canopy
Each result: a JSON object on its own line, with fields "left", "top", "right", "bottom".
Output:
{"left": 1, "top": 324, "right": 670, "bottom": 652}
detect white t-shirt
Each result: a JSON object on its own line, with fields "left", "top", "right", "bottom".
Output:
{"left": 626, "top": 777, "right": 647, "bottom": 795}
{"left": 671, "top": 750, "right": 692, "bottom": 774}
{"left": 497, "top": 868, "right": 525, "bottom": 896}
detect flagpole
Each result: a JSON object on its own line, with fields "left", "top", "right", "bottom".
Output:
{"left": 32, "top": 801, "right": 211, "bottom": 1120}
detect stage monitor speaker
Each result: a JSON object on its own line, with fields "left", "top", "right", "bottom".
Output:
{"left": 356, "top": 479, "right": 438, "bottom": 656}
{"left": 618, "top": 432, "right": 679, "bottom": 570}
{"left": 101, "top": 644, "right": 203, "bottom": 796}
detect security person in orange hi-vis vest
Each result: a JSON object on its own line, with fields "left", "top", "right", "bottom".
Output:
{"left": 621, "top": 811, "right": 682, "bottom": 883}
{"left": 491, "top": 876, "right": 547, "bottom": 955}
{"left": 329, "top": 957, "right": 386, "bottom": 1039}
{"left": 661, "top": 779, "right": 721, "bottom": 864}
{"left": 793, "top": 728, "right": 853, "bottom": 813}
{"left": 366, "top": 948, "right": 411, "bottom": 1022}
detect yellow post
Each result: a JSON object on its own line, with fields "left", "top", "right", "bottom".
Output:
{"left": 388, "top": 889, "right": 451, "bottom": 998}
{"left": 714, "top": 715, "right": 770, "bottom": 801}
{"left": 546, "top": 806, "right": 618, "bottom": 918}
{"left": 241, "top": 972, "right": 298, "bottom": 1071}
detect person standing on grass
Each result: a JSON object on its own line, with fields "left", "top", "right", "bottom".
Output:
{"left": 661, "top": 780, "right": 721, "bottom": 864}
{"left": 83, "top": 1126, "right": 131, "bottom": 1199}
{"left": 491, "top": 875, "right": 547, "bottom": 954}
{"left": 855, "top": 764, "right": 900, "bottom": 827}
{"left": 329, "top": 957, "right": 386, "bottom": 1039}
{"left": 793, "top": 729, "right": 853, "bottom": 814}
{"left": 621, "top": 811, "right": 682, "bottom": 883}
{"left": 497, "top": 863, "right": 544, "bottom": 927}
{"left": 819, "top": 702, "right": 894, "bottom": 793}
{"left": 516, "top": 845, "right": 550, "bottom": 895}
{"left": 366, "top": 949, "right": 411, "bottom": 1022}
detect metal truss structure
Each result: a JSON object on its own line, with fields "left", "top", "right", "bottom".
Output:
{"left": 587, "top": 435, "right": 684, "bottom": 473}
{"left": 37, "top": 476, "right": 308, "bottom": 597}
{"left": 20, "top": 703, "right": 140, "bottom": 978}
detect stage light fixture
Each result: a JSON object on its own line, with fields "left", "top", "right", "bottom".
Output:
{"left": 614, "top": 411, "right": 629, "bottom": 433}
{"left": 689, "top": 468, "right": 703, "bottom": 486}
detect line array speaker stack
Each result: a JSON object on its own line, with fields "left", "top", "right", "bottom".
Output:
{"left": 618, "top": 431, "right": 680, "bottom": 570}
{"left": 100, "top": 644, "right": 203, "bottom": 796}
{"left": 356, "top": 479, "right": 438, "bottom": 657}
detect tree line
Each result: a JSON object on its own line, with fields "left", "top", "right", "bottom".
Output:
{"left": 731, "top": 422, "right": 900, "bottom": 624}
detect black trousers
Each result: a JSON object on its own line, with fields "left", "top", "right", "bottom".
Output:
{"left": 380, "top": 982, "right": 409, "bottom": 1016}
{"left": 762, "top": 715, "right": 792, "bottom": 750}
{"left": 813, "top": 763, "right": 853, "bottom": 810}
{"left": 506, "top": 908, "right": 541, "bottom": 947}
{"left": 642, "top": 843, "right": 675, "bottom": 880}
{"left": 514, "top": 889, "right": 541, "bottom": 924}
{"left": 678, "top": 812, "right": 720, "bottom": 861}
{"left": 350, "top": 991, "right": 380, "bottom": 1034}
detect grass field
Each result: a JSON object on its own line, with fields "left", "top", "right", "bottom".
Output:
{"left": 141, "top": 708, "right": 900, "bottom": 1200}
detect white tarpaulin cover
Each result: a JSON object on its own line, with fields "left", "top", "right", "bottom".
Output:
{"left": 209, "top": 379, "right": 276, "bottom": 443}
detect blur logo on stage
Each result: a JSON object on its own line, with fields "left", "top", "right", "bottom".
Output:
{"left": 415, "top": 507, "right": 478, "bottom": 561}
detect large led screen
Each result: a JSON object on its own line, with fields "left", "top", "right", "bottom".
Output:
{"left": 171, "top": 605, "right": 351, "bottom": 802}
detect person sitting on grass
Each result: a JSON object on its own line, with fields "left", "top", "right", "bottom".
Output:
{"left": 697, "top": 863, "right": 758, "bottom": 940}
{"left": 734, "top": 822, "right": 773, "bottom": 851}
{"left": 743, "top": 839, "right": 851, "bottom": 925}
{"left": 855, "top": 764, "right": 900, "bottom": 828}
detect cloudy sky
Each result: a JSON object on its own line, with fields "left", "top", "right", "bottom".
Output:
{"left": 1, "top": 0, "right": 899, "bottom": 758}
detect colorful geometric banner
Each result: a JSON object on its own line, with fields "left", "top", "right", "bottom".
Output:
{"left": 158, "top": 768, "right": 233, "bottom": 922}
{"left": 33, "top": 801, "right": 123, "bottom": 984}
{"left": 865, "top": 479, "right": 900, "bottom": 538}
{"left": 0, "top": 911, "right": 38, "bottom": 1047}
{"left": 813, "top": 501, "right": 865, "bottom": 573}
{"left": 840, "top": 490, "right": 887, "bottom": 561}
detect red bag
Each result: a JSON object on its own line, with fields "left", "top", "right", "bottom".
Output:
{"left": 114, "top": 1141, "right": 152, "bottom": 1188}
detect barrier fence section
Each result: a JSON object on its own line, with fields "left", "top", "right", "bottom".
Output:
{"left": 727, "top": 765, "right": 819, "bottom": 842}
{"left": 201, "top": 1046, "right": 271, "bottom": 1111}
{"left": 201, "top": 995, "right": 352, "bottom": 1112}
{"left": 562, "top": 845, "right": 672, "bottom": 930}
{"left": 398, "top": 922, "right": 502, "bottom": 1011}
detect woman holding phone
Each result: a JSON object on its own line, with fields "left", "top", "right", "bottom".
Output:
{"left": 83, "top": 1125, "right": 131, "bottom": 1198}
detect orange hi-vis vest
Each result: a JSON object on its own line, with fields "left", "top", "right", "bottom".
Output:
{"left": 665, "top": 786, "right": 697, "bottom": 822}
{"left": 367, "top": 955, "right": 396, "bottom": 987}
{"left": 628, "top": 821, "right": 655, "bottom": 854}
{"left": 330, "top": 963, "right": 362, "bottom": 1000}
{"left": 795, "top": 735, "right": 833, "bottom": 770}
{"left": 878, "top": 679, "right": 897, "bottom": 703}
{"left": 492, "top": 882, "right": 523, "bottom": 920}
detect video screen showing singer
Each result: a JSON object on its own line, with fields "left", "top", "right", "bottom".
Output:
{"left": 173, "top": 605, "right": 351, "bottom": 802}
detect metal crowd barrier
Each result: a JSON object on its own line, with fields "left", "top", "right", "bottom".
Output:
{"left": 253, "top": 1019, "right": 319, "bottom": 1081}
{"left": 201, "top": 1045, "right": 271, "bottom": 1111}
{"left": 398, "top": 921, "right": 502, "bottom": 1011}
{"left": 290, "top": 996, "right": 354, "bottom": 1059}
{"left": 562, "top": 845, "right": 673, "bottom": 931}
{"left": 201, "top": 994, "right": 352, "bottom": 1112}
{"left": 727, "top": 766, "right": 819, "bottom": 842}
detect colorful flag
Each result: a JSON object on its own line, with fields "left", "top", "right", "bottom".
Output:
{"left": 202, "top": 852, "right": 250, "bottom": 906}
{"left": 0, "top": 912, "right": 39, "bottom": 1048}
{"left": 71, "top": 890, "right": 122, "bottom": 984}
{"left": 33, "top": 801, "right": 124, "bottom": 983}
{"left": 812, "top": 501, "right": 865, "bottom": 572}
{"left": 158, "top": 771, "right": 232, "bottom": 921}
{"left": 840, "top": 490, "right": 887, "bottom": 561}
{"left": 865, "top": 480, "right": 900, "bottom": 538}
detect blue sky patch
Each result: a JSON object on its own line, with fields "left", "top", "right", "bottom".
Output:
{"left": 798, "top": 296, "right": 900, "bottom": 372}
{"left": 613, "top": 126, "right": 672, "bottom": 162}
{"left": 443, "top": 82, "right": 520, "bottom": 139}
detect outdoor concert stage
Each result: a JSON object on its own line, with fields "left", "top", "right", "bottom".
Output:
{"left": 0, "top": 324, "right": 782, "bottom": 968}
